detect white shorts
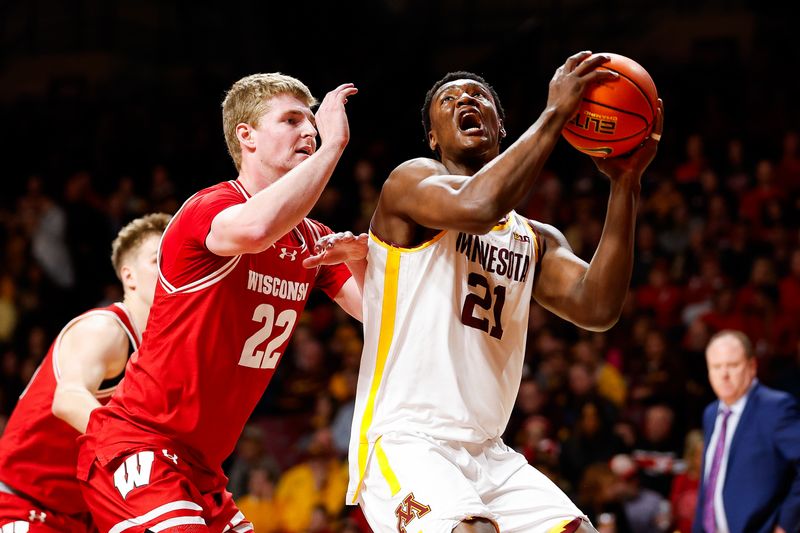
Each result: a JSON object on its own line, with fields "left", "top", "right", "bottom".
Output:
{"left": 354, "top": 432, "right": 592, "bottom": 533}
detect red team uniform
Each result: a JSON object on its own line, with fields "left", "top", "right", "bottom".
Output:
{"left": 0, "top": 303, "right": 141, "bottom": 533}
{"left": 76, "top": 180, "right": 351, "bottom": 532}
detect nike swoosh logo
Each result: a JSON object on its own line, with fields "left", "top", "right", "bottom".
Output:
{"left": 581, "top": 147, "right": 613, "bottom": 156}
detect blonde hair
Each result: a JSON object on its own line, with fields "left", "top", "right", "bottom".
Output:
{"left": 683, "top": 429, "right": 704, "bottom": 460}
{"left": 221, "top": 73, "right": 317, "bottom": 171}
{"left": 683, "top": 428, "right": 705, "bottom": 475}
{"left": 110, "top": 213, "right": 171, "bottom": 279}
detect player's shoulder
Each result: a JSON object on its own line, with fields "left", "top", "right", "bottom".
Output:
{"left": 62, "top": 311, "right": 128, "bottom": 345}
{"left": 757, "top": 382, "right": 798, "bottom": 408}
{"left": 188, "top": 180, "right": 244, "bottom": 204}
{"left": 526, "top": 219, "right": 566, "bottom": 244}
{"left": 388, "top": 157, "right": 447, "bottom": 183}
{"left": 522, "top": 218, "right": 571, "bottom": 258}
{"left": 381, "top": 158, "right": 448, "bottom": 203}
{"left": 171, "top": 180, "right": 246, "bottom": 226}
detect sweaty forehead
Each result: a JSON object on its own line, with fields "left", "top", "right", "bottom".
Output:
{"left": 435, "top": 79, "right": 491, "bottom": 98}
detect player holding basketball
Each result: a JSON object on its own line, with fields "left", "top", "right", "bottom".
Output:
{"left": 75, "top": 74, "right": 361, "bottom": 533}
{"left": 308, "top": 51, "right": 663, "bottom": 532}
{"left": 0, "top": 212, "right": 170, "bottom": 532}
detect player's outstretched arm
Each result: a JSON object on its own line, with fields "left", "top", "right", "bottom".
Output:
{"left": 531, "top": 101, "right": 663, "bottom": 331}
{"left": 377, "top": 52, "right": 618, "bottom": 235}
{"left": 51, "top": 315, "right": 129, "bottom": 433}
{"left": 207, "top": 84, "right": 358, "bottom": 256}
{"left": 303, "top": 231, "right": 368, "bottom": 321}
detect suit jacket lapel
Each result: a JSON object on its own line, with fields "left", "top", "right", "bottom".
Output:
{"left": 726, "top": 382, "right": 759, "bottom": 478}
{"left": 698, "top": 401, "right": 718, "bottom": 504}
{"left": 704, "top": 401, "right": 718, "bottom": 446}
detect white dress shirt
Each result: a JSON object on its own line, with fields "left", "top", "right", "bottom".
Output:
{"left": 703, "top": 379, "right": 757, "bottom": 533}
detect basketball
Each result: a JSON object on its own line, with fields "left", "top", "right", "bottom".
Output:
{"left": 562, "top": 53, "right": 658, "bottom": 158}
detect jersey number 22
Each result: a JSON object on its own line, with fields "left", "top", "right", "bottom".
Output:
{"left": 239, "top": 304, "right": 298, "bottom": 368}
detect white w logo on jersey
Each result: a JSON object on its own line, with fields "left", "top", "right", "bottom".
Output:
{"left": 279, "top": 248, "right": 297, "bottom": 261}
{"left": 114, "top": 450, "right": 155, "bottom": 499}
{"left": 1, "top": 522, "right": 29, "bottom": 533}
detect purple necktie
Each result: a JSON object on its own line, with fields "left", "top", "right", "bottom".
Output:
{"left": 703, "top": 407, "right": 732, "bottom": 533}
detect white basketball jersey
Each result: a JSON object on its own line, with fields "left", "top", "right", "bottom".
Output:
{"left": 347, "top": 211, "right": 541, "bottom": 501}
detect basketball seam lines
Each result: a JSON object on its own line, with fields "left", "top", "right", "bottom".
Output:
{"left": 597, "top": 66, "right": 656, "bottom": 116}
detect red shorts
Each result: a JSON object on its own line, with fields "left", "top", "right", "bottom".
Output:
{"left": 0, "top": 492, "right": 96, "bottom": 533}
{"left": 79, "top": 447, "right": 252, "bottom": 533}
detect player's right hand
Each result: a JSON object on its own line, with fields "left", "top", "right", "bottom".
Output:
{"left": 303, "top": 231, "right": 368, "bottom": 268}
{"left": 593, "top": 98, "right": 664, "bottom": 182}
{"left": 315, "top": 83, "right": 358, "bottom": 151}
{"left": 546, "top": 51, "right": 619, "bottom": 121}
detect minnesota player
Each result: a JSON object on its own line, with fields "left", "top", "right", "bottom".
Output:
{"left": 76, "top": 74, "right": 361, "bottom": 532}
{"left": 0, "top": 212, "right": 170, "bottom": 532}
{"left": 311, "top": 52, "right": 663, "bottom": 532}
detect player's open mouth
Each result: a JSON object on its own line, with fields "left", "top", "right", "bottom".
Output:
{"left": 295, "top": 146, "right": 314, "bottom": 155}
{"left": 457, "top": 110, "right": 483, "bottom": 134}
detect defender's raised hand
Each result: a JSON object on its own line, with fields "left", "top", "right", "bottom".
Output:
{"left": 303, "top": 231, "right": 368, "bottom": 268}
{"left": 314, "top": 83, "right": 358, "bottom": 150}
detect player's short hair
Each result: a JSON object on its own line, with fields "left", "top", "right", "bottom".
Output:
{"left": 110, "top": 213, "right": 171, "bottom": 280}
{"left": 421, "top": 71, "right": 506, "bottom": 152}
{"left": 222, "top": 73, "right": 317, "bottom": 171}
{"left": 708, "top": 329, "right": 755, "bottom": 359}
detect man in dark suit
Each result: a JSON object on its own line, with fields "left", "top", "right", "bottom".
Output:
{"left": 693, "top": 330, "right": 800, "bottom": 533}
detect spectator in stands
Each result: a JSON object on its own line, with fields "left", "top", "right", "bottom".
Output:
{"left": 674, "top": 133, "right": 709, "bottom": 186}
{"left": 234, "top": 461, "right": 283, "bottom": 533}
{"left": 633, "top": 403, "right": 682, "bottom": 497}
{"left": 670, "top": 429, "right": 704, "bottom": 533}
{"left": 227, "top": 423, "right": 280, "bottom": 500}
{"left": 560, "top": 398, "right": 625, "bottom": 489}
{"left": 610, "top": 454, "right": 672, "bottom": 533}
{"left": 275, "top": 439, "right": 348, "bottom": 533}
{"left": 578, "top": 462, "right": 633, "bottom": 533}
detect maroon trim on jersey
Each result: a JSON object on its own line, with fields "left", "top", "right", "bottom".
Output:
{"left": 524, "top": 218, "right": 545, "bottom": 271}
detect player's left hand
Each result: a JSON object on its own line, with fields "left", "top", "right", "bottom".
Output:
{"left": 303, "top": 231, "right": 368, "bottom": 268}
{"left": 593, "top": 98, "right": 664, "bottom": 182}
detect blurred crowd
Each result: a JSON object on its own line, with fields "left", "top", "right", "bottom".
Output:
{"left": 0, "top": 126, "right": 798, "bottom": 533}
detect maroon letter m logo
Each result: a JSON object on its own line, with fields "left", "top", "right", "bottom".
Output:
{"left": 395, "top": 492, "right": 431, "bottom": 533}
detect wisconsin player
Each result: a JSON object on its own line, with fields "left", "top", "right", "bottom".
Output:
{"left": 311, "top": 52, "right": 663, "bottom": 532}
{"left": 76, "top": 74, "right": 361, "bottom": 533}
{"left": 0, "top": 212, "right": 170, "bottom": 532}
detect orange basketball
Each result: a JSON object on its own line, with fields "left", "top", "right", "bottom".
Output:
{"left": 562, "top": 53, "right": 658, "bottom": 158}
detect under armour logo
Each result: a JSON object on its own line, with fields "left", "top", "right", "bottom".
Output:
{"left": 28, "top": 510, "right": 46, "bottom": 523}
{"left": 163, "top": 449, "right": 179, "bottom": 465}
{"left": 279, "top": 248, "right": 297, "bottom": 261}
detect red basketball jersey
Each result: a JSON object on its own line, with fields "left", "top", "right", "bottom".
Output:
{"left": 77, "top": 180, "right": 351, "bottom": 481}
{"left": 0, "top": 302, "right": 140, "bottom": 514}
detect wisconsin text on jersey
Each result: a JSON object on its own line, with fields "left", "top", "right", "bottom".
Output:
{"left": 247, "top": 270, "right": 310, "bottom": 301}
{"left": 455, "top": 232, "right": 531, "bottom": 282}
